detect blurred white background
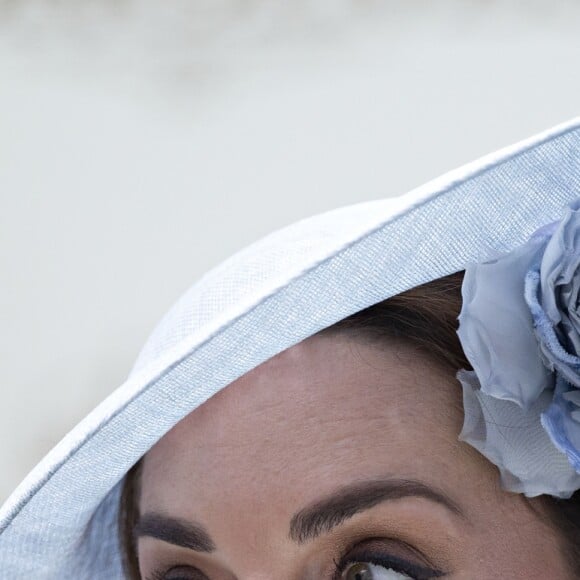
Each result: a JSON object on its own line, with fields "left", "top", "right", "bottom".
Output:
{"left": 1, "top": 0, "right": 580, "bottom": 502}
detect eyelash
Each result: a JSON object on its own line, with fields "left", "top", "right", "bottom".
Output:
{"left": 147, "top": 569, "right": 194, "bottom": 580}
{"left": 332, "top": 545, "right": 445, "bottom": 580}
{"left": 146, "top": 542, "right": 445, "bottom": 580}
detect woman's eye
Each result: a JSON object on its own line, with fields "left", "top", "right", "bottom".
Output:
{"left": 335, "top": 549, "right": 445, "bottom": 580}
{"left": 342, "top": 561, "right": 413, "bottom": 579}
{"left": 147, "top": 566, "right": 208, "bottom": 580}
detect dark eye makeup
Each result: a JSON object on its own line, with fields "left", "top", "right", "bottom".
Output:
{"left": 147, "top": 567, "right": 205, "bottom": 580}
{"left": 332, "top": 544, "right": 446, "bottom": 580}
{"left": 145, "top": 538, "right": 446, "bottom": 580}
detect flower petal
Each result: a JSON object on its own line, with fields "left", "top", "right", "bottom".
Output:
{"left": 457, "top": 370, "right": 580, "bottom": 498}
{"left": 541, "top": 376, "right": 580, "bottom": 472}
{"left": 458, "top": 236, "right": 552, "bottom": 408}
{"left": 525, "top": 270, "right": 580, "bottom": 387}
{"left": 563, "top": 389, "right": 580, "bottom": 406}
{"left": 540, "top": 203, "right": 580, "bottom": 326}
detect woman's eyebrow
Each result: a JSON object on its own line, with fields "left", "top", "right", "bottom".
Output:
{"left": 135, "top": 512, "right": 216, "bottom": 552}
{"left": 289, "top": 478, "right": 466, "bottom": 544}
{"left": 135, "top": 479, "right": 464, "bottom": 551}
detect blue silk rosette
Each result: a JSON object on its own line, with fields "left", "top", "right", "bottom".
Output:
{"left": 457, "top": 200, "right": 580, "bottom": 498}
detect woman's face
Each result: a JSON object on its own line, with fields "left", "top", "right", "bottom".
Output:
{"left": 137, "top": 335, "right": 569, "bottom": 579}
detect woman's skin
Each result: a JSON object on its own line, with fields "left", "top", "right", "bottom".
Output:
{"left": 137, "top": 334, "right": 570, "bottom": 579}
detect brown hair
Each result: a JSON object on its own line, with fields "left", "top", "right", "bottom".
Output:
{"left": 118, "top": 271, "right": 580, "bottom": 577}
{"left": 119, "top": 459, "right": 142, "bottom": 578}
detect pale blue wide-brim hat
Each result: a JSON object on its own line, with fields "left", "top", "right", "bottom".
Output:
{"left": 2, "top": 118, "right": 580, "bottom": 578}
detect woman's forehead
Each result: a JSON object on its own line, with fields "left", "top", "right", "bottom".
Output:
{"left": 140, "top": 335, "right": 466, "bottom": 507}
{"left": 148, "top": 335, "right": 459, "bottom": 443}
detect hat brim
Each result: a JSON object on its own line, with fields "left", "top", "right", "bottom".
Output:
{"left": 2, "top": 117, "right": 580, "bottom": 577}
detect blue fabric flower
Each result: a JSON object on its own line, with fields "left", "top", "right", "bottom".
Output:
{"left": 457, "top": 200, "right": 580, "bottom": 497}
